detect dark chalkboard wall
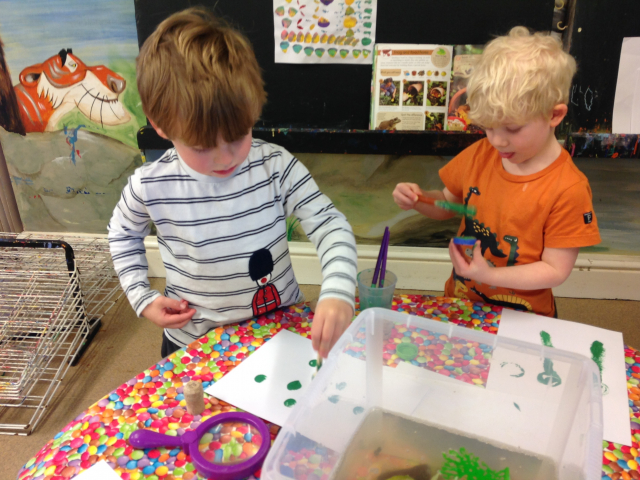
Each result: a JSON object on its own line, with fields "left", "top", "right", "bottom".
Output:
{"left": 566, "top": 0, "right": 640, "bottom": 133}
{"left": 134, "top": 0, "right": 554, "bottom": 131}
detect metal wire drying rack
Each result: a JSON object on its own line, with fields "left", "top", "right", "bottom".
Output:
{"left": 0, "top": 234, "right": 122, "bottom": 435}
{"left": 13, "top": 233, "right": 122, "bottom": 323}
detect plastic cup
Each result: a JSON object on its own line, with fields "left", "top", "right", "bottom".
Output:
{"left": 453, "top": 236, "right": 476, "bottom": 263}
{"left": 357, "top": 268, "right": 397, "bottom": 310}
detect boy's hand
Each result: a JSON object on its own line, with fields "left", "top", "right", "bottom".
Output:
{"left": 141, "top": 296, "right": 196, "bottom": 329}
{"left": 311, "top": 298, "right": 354, "bottom": 358}
{"left": 393, "top": 183, "right": 421, "bottom": 210}
{"left": 448, "top": 239, "right": 491, "bottom": 284}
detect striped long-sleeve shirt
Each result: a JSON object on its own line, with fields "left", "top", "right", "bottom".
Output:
{"left": 108, "top": 139, "right": 357, "bottom": 347}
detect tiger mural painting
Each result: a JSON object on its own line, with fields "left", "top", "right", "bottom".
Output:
{"left": 14, "top": 48, "right": 131, "bottom": 133}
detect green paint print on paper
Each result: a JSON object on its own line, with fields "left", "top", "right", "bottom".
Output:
{"left": 254, "top": 375, "right": 267, "bottom": 383}
{"left": 309, "top": 359, "right": 317, "bottom": 367}
{"left": 514, "top": 402, "right": 521, "bottom": 411}
{"left": 336, "top": 382, "right": 347, "bottom": 390}
{"left": 590, "top": 340, "right": 609, "bottom": 395}
{"left": 287, "top": 380, "right": 302, "bottom": 391}
{"left": 328, "top": 395, "right": 340, "bottom": 404}
{"left": 353, "top": 406, "right": 364, "bottom": 415}
{"left": 284, "top": 398, "right": 297, "bottom": 407}
{"left": 590, "top": 341, "right": 605, "bottom": 377}
{"left": 500, "top": 361, "right": 525, "bottom": 378}
{"left": 540, "top": 330, "right": 553, "bottom": 347}
{"left": 537, "top": 331, "right": 562, "bottom": 387}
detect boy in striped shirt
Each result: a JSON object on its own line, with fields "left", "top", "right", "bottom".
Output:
{"left": 108, "top": 8, "right": 357, "bottom": 358}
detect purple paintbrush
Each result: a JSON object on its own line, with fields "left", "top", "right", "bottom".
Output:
{"left": 378, "top": 229, "right": 390, "bottom": 288}
{"left": 372, "top": 227, "right": 389, "bottom": 288}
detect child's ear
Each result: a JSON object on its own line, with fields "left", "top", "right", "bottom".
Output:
{"left": 549, "top": 104, "right": 568, "bottom": 128}
{"left": 148, "top": 118, "right": 170, "bottom": 140}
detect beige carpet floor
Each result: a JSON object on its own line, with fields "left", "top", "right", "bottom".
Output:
{"left": 2, "top": 278, "right": 639, "bottom": 479}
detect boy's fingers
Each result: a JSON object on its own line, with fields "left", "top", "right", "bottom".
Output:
{"left": 311, "top": 317, "right": 324, "bottom": 351}
{"left": 330, "top": 320, "right": 345, "bottom": 353}
{"left": 165, "top": 314, "right": 193, "bottom": 328}
{"left": 449, "top": 240, "right": 465, "bottom": 270}
{"left": 164, "top": 308, "right": 196, "bottom": 328}
{"left": 159, "top": 296, "right": 184, "bottom": 311}
{"left": 319, "top": 318, "right": 336, "bottom": 358}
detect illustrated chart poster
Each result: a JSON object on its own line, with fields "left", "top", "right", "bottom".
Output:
{"left": 205, "top": 329, "right": 317, "bottom": 426}
{"left": 497, "top": 309, "right": 630, "bottom": 446}
{"left": 273, "top": 0, "right": 377, "bottom": 64}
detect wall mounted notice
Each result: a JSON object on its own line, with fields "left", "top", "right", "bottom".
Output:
{"left": 370, "top": 44, "right": 453, "bottom": 131}
{"left": 273, "top": 0, "right": 377, "bottom": 64}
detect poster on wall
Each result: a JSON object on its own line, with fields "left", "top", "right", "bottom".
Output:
{"left": 370, "top": 44, "right": 453, "bottom": 131}
{"left": 0, "top": 0, "right": 146, "bottom": 233}
{"left": 273, "top": 0, "right": 377, "bottom": 64}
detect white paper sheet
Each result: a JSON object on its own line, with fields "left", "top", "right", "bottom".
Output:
{"left": 204, "top": 329, "right": 317, "bottom": 426}
{"left": 613, "top": 37, "right": 640, "bottom": 134}
{"left": 273, "top": 0, "right": 377, "bottom": 64}
{"left": 497, "top": 309, "right": 630, "bottom": 445}
{"left": 73, "top": 461, "right": 121, "bottom": 480}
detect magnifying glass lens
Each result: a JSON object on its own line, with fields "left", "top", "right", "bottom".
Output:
{"left": 198, "top": 421, "right": 264, "bottom": 464}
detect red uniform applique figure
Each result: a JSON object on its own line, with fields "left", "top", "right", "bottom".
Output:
{"left": 249, "top": 248, "right": 281, "bottom": 317}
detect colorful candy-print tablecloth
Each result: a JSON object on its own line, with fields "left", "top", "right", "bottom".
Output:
{"left": 17, "top": 295, "right": 640, "bottom": 480}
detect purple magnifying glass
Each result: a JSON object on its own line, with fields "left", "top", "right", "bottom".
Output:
{"left": 129, "top": 412, "right": 270, "bottom": 480}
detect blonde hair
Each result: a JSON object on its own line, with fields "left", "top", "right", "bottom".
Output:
{"left": 137, "top": 8, "right": 266, "bottom": 147}
{"left": 467, "top": 26, "right": 576, "bottom": 127}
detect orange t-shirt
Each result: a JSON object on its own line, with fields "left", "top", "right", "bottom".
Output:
{"left": 439, "top": 138, "right": 601, "bottom": 317}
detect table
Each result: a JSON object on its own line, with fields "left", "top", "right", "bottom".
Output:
{"left": 17, "top": 295, "right": 640, "bottom": 480}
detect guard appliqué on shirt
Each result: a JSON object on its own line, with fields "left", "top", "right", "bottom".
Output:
{"left": 583, "top": 212, "right": 593, "bottom": 224}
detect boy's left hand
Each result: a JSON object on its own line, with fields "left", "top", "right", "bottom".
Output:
{"left": 448, "top": 239, "right": 491, "bottom": 284}
{"left": 311, "top": 298, "right": 354, "bottom": 359}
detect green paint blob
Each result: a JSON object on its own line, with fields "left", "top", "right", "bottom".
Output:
{"left": 255, "top": 375, "right": 267, "bottom": 383}
{"left": 397, "top": 343, "right": 418, "bottom": 361}
{"left": 328, "top": 395, "right": 340, "bottom": 404}
{"left": 353, "top": 406, "right": 364, "bottom": 415}
{"left": 514, "top": 402, "right": 521, "bottom": 411}
{"left": 336, "top": 382, "right": 347, "bottom": 390}
{"left": 590, "top": 340, "right": 606, "bottom": 376}
{"left": 540, "top": 330, "right": 553, "bottom": 347}
{"left": 287, "top": 380, "right": 302, "bottom": 391}
{"left": 309, "top": 359, "right": 317, "bottom": 367}
{"left": 284, "top": 398, "right": 296, "bottom": 407}
{"left": 590, "top": 340, "right": 608, "bottom": 395}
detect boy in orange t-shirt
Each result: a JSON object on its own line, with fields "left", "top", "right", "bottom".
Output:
{"left": 393, "top": 27, "right": 601, "bottom": 317}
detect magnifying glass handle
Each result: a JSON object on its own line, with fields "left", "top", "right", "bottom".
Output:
{"left": 129, "top": 429, "right": 190, "bottom": 449}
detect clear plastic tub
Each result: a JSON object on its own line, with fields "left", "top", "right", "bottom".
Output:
{"left": 263, "top": 308, "right": 603, "bottom": 480}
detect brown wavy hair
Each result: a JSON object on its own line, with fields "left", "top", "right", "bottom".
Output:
{"left": 137, "top": 8, "right": 266, "bottom": 147}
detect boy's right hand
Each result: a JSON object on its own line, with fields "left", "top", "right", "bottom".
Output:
{"left": 141, "top": 296, "right": 196, "bottom": 329}
{"left": 393, "top": 183, "right": 422, "bottom": 210}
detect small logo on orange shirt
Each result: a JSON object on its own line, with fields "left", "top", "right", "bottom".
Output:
{"left": 583, "top": 212, "right": 593, "bottom": 224}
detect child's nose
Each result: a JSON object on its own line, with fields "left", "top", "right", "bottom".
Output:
{"left": 491, "top": 133, "right": 509, "bottom": 147}
{"left": 216, "top": 148, "right": 234, "bottom": 166}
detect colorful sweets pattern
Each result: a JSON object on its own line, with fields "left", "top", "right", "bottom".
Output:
{"left": 197, "top": 422, "right": 262, "bottom": 464}
{"left": 17, "top": 305, "right": 312, "bottom": 480}
{"left": 17, "top": 296, "right": 640, "bottom": 480}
